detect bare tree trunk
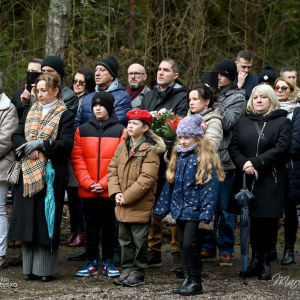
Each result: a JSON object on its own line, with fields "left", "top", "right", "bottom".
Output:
{"left": 45, "top": 0, "right": 72, "bottom": 59}
{"left": 128, "top": 0, "right": 135, "bottom": 49}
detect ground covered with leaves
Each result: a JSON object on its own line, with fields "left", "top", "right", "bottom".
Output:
{"left": 1, "top": 205, "right": 300, "bottom": 300}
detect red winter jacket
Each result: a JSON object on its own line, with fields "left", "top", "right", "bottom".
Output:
{"left": 72, "top": 112, "right": 124, "bottom": 198}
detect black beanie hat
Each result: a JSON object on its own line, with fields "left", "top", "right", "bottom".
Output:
{"left": 258, "top": 65, "right": 276, "bottom": 85}
{"left": 96, "top": 55, "right": 119, "bottom": 79}
{"left": 214, "top": 58, "right": 237, "bottom": 81}
{"left": 91, "top": 92, "right": 115, "bottom": 116}
{"left": 41, "top": 55, "right": 65, "bottom": 79}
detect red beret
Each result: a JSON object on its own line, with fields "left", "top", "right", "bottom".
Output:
{"left": 126, "top": 109, "right": 153, "bottom": 125}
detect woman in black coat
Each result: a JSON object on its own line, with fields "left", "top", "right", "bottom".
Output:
{"left": 8, "top": 73, "right": 74, "bottom": 282}
{"left": 228, "top": 84, "right": 292, "bottom": 280}
{"left": 274, "top": 77, "right": 300, "bottom": 265}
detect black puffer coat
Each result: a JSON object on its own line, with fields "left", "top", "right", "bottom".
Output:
{"left": 228, "top": 110, "right": 292, "bottom": 218}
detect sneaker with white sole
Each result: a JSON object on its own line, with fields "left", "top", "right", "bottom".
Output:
{"left": 76, "top": 259, "right": 98, "bottom": 276}
{"left": 102, "top": 259, "right": 120, "bottom": 277}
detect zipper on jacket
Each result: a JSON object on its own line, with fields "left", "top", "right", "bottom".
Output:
{"left": 272, "top": 167, "right": 278, "bottom": 183}
{"left": 291, "top": 158, "right": 294, "bottom": 169}
{"left": 97, "top": 122, "right": 102, "bottom": 196}
{"left": 252, "top": 122, "right": 266, "bottom": 193}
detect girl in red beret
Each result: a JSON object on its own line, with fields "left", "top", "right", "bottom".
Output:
{"left": 108, "top": 109, "right": 166, "bottom": 287}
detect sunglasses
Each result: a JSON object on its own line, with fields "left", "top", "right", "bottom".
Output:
{"left": 275, "top": 86, "right": 289, "bottom": 92}
{"left": 73, "top": 79, "right": 85, "bottom": 86}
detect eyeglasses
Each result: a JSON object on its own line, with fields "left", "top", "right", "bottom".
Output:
{"left": 128, "top": 72, "right": 145, "bottom": 78}
{"left": 73, "top": 79, "right": 86, "bottom": 86}
{"left": 275, "top": 86, "right": 289, "bottom": 92}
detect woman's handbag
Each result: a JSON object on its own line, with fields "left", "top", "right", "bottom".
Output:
{"left": 198, "top": 215, "right": 215, "bottom": 231}
{"left": 7, "top": 161, "right": 21, "bottom": 185}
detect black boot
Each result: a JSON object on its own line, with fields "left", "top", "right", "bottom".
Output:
{"left": 172, "top": 272, "right": 190, "bottom": 294}
{"left": 240, "top": 251, "right": 260, "bottom": 278}
{"left": 259, "top": 253, "right": 271, "bottom": 281}
{"left": 179, "top": 276, "right": 203, "bottom": 296}
{"left": 281, "top": 244, "right": 294, "bottom": 265}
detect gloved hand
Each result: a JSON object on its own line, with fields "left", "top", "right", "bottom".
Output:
{"left": 15, "top": 143, "right": 26, "bottom": 158}
{"left": 23, "top": 140, "right": 44, "bottom": 156}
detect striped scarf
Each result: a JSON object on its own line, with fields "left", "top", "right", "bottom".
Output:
{"left": 21, "top": 100, "right": 67, "bottom": 197}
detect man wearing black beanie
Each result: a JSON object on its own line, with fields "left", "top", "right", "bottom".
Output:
{"left": 42, "top": 55, "right": 78, "bottom": 115}
{"left": 74, "top": 55, "right": 131, "bottom": 128}
{"left": 201, "top": 58, "right": 246, "bottom": 268}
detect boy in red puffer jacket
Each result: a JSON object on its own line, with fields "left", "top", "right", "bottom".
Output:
{"left": 72, "top": 91, "right": 124, "bottom": 277}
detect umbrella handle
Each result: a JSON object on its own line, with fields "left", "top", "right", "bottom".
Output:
{"left": 243, "top": 172, "right": 247, "bottom": 189}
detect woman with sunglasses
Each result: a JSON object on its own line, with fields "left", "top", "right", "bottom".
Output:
{"left": 61, "top": 68, "right": 96, "bottom": 247}
{"left": 274, "top": 77, "right": 300, "bottom": 266}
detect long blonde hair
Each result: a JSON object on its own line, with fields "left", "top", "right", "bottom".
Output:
{"left": 166, "top": 136, "right": 225, "bottom": 185}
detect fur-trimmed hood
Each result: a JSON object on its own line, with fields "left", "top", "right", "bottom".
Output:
{"left": 287, "top": 89, "right": 300, "bottom": 103}
{"left": 124, "top": 129, "right": 166, "bottom": 155}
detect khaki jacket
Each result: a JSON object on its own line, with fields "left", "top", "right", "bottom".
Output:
{"left": 108, "top": 130, "right": 166, "bottom": 223}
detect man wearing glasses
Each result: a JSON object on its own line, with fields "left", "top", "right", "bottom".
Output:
{"left": 126, "top": 64, "right": 150, "bottom": 109}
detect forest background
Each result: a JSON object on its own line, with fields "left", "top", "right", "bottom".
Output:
{"left": 1, "top": 0, "right": 300, "bottom": 98}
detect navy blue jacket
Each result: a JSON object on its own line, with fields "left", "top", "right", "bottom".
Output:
{"left": 74, "top": 79, "right": 132, "bottom": 128}
{"left": 153, "top": 149, "right": 219, "bottom": 223}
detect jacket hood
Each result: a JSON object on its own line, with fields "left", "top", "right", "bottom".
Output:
{"left": 124, "top": 129, "right": 166, "bottom": 155}
{"left": 287, "top": 89, "right": 300, "bottom": 103}
{"left": 248, "top": 109, "right": 288, "bottom": 122}
{"left": 88, "top": 109, "right": 119, "bottom": 129}
{"left": 95, "top": 78, "right": 125, "bottom": 93}
{"left": 187, "top": 107, "right": 223, "bottom": 122}
{"left": 0, "top": 93, "right": 11, "bottom": 111}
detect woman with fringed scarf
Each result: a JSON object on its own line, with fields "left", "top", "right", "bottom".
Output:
{"left": 8, "top": 73, "right": 75, "bottom": 282}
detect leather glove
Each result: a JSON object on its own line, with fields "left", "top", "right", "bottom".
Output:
{"left": 22, "top": 140, "right": 45, "bottom": 156}
{"left": 15, "top": 143, "right": 26, "bottom": 158}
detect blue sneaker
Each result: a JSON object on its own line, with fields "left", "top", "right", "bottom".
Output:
{"left": 76, "top": 259, "right": 98, "bottom": 277}
{"left": 102, "top": 259, "right": 120, "bottom": 277}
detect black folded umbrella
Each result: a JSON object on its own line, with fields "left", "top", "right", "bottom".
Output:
{"left": 234, "top": 172, "right": 254, "bottom": 278}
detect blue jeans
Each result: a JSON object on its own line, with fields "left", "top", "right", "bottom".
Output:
{"left": 202, "top": 172, "right": 235, "bottom": 255}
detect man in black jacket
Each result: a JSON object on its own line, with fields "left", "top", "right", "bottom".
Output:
{"left": 140, "top": 58, "right": 188, "bottom": 116}
{"left": 12, "top": 58, "right": 43, "bottom": 119}
{"left": 141, "top": 58, "right": 188, "bottom": 272}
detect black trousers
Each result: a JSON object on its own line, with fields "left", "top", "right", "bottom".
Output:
{"left": 82, "top": 197, "right": 116, "bottom": 262}
{"left": 177, "top": 220, "right": 204, "bottom": 278}
{"left": 284, "top": 201, "right": 298, "bottom": 245}
{"left": 250, "top": 217, "right": 278, "bottom": 255}
{"left": 67, "top": 187, "right": 85, "bottom": 234}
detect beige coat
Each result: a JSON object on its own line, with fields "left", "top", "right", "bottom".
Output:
{"left": 0, "top": 93, "right": 18, "bottom": 181}
{"left": 107, "top": 130, "right": 166, "bottom": 223}
{"left": 187, "top": 107, "right": 223, "bottom": 151}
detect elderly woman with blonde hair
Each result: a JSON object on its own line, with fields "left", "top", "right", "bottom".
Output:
{"left": 228, "top": 84, "right": 292, "bottom": 281}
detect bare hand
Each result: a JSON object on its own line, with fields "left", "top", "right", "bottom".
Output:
{"left": 244, "top": 166, "right": 258, "bottom": 178}
{"left": 90, "top": 183, "right": 104, "bottom": 193}
{"left": 20, "top": 84, "right": 31, "bottom": 105}
{"left": 28, "top": 150, "right": 39, "bottom": 160}
{"left": 237, "top": 72, "right": 248, "bottom": 88}
{"left": 243, "top": 160, "right": 253, "bottom": 171}
{"left": 115, "top": 193, "right": 126, "bottom": 205}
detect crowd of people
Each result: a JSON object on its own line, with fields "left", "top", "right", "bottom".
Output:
{"left": 0, "top": 49, "right": 299, "bottom": 295}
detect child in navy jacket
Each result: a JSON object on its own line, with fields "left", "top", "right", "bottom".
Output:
{"left": 154, "top": 114, "right": 225, "bottom": 296}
